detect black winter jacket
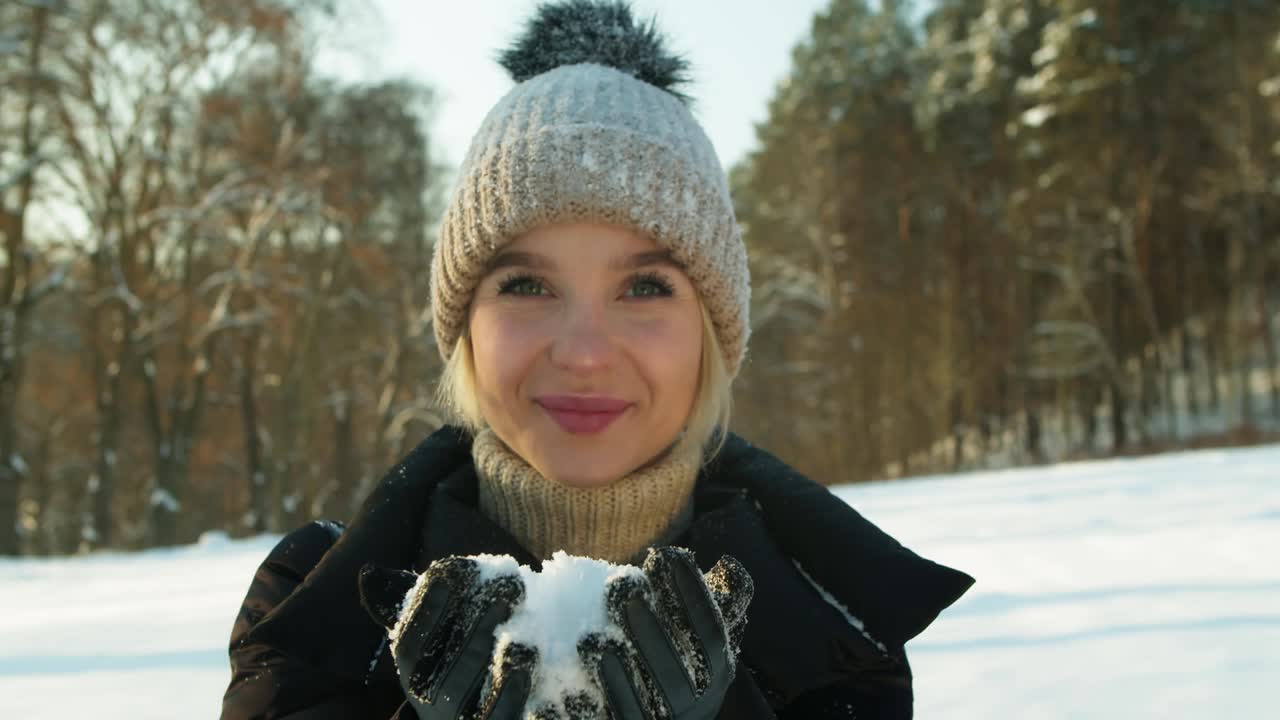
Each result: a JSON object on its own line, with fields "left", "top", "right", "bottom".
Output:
{"left": 221, "top": 426, "right": 973, "bottom": 719}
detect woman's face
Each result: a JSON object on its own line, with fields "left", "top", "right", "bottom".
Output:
{"left": 468, "top": 223, "right": 703, "bottom": 488}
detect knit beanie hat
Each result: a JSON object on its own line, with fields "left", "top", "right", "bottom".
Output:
{"left": 430, "top": 0, "right": 751, "bottom": 378}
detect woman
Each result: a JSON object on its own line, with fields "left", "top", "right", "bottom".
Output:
{"left": 221, "top": 2, "right": 973, "bottom": 718}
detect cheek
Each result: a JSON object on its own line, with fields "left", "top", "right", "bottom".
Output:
{"left": 470, "top": 310, "right": 546, "bottom": 396}
{"left": 624, "top": 312, "right": 702, "bottom": 392}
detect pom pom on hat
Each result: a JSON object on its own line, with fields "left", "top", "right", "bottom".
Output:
{"left": 498, "top": 0, "right": 691, "bottom": 101}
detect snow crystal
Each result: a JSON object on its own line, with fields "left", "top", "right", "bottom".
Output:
{"left": 1021, "top": 104, "right": 1055, "bottom": 128}
{"left": 472, "top": 553, "right": 524, "bottom": 583}
{"left": 149, "top": 488, "right": 180, "bottom": 513}
{"left": 390, "top": 570, "right": 433, "bottom": 647}
{"left": 612, "top": 165, "right": 629, "bottom": 193}
{"left": 487, "top": 552, "right": 641, "bottom": 715}
{"left": 1032, "top": 44, "right": 1058, "bottom": 67}
{"left": 1075, "top": 8, "right": 1099, "bottom": 28}
{"left": 197, "top": 531, "right": 229, "bottom": 547}
{"left": 793, "top": 560, "right": 888, "bottom": 655}
{"left": 369, "top": 636, "right": 388, "bottom": 676}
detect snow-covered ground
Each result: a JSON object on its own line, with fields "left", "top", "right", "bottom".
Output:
{"left": 2, "top": 444, "right": 1276, "bottom": 719}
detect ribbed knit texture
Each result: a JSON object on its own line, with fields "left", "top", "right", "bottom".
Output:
{"left": 430, "top": 62, "right": 751, "bottom": 377}
{"left": 471, "top": 429, "right": 700, "bottom": 564}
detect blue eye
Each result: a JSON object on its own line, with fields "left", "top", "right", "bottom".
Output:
{"left": 496, "top": 274, "right": 548, "bottom": 296}
{"left": 628, "top": 272, "right": 676, "bottom": 298}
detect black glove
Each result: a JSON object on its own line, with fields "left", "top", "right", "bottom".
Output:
{"left": 581, "top": 547, "right": 754, "bottom": 720}
{"left": 360, "top": 557, "right": 535, "bottom": 719}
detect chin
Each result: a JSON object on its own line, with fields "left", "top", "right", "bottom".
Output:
{"left": 544, "top": 454, "right": 627, "bottom": 489}
{"left": 524, "top": 416, "right": 630, "bottom": 486}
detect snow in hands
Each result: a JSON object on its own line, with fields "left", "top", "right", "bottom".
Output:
{"left": 478, "top": 552, "right": 639, "bottom": 717}
{"left": 380, "top": 550, "right": 752, "bottom": 719}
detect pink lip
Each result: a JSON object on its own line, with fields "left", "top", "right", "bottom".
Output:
{"left": 535, "top": 395, "right": 632, "bottom": 435}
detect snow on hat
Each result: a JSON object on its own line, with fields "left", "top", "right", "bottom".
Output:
{"left": 430, "top": 0, "right": 751, "bottom": 377}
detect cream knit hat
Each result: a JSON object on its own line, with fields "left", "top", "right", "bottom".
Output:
{"left": 430, "top": 0, "right": 750, "bottom": 377}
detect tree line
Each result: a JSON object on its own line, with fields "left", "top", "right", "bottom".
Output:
{"left": 731, "top": 0, "right": 1280, "bottom": 485}
{"left": 2, "top": 0, "right": 1278, "bottom": 555}
{"left": 2, "top": 0, "right": 446, "bottom": 554}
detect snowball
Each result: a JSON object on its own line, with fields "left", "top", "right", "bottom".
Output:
{"left": 483, "top": 551, "right": 642, "bottom": 715}
{"left": 385, "top": 550, "right": 745, "bottom": 717}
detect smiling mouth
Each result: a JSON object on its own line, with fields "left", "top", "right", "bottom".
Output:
{"left": 535, "top": 396, "right": 632, "bottom": 435}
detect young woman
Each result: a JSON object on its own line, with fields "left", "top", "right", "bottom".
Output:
{"left": 220, "top": 2, "right": 973, "bottom": 718}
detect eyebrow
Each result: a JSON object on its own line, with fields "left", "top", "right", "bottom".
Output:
{"left": 611, "top": 250, "right": 681, "bottom": 272}
{"left": 486, "top": 251, "right": 553, "bottom": 273}
{"left": 486, "top": 249, "right": 681, "bottom": 273}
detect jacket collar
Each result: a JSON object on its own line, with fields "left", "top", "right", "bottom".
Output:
{"left": 701, "top": 432, "right": 974, "bottom": 648}
{"left": 682, "top": 481, "right": 906, "bottom": 705}
{"left": 419, "top": 460, "right": 540, "bottom": 569}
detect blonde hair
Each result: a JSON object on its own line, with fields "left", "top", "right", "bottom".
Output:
{"left": 435, "top": 301, "right": 734, "bottom": 465}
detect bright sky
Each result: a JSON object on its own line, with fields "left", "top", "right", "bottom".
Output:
{"left": 319, "top": 0, "right": 836, "bottom": 172}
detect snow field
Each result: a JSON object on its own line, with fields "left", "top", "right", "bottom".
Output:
{"left": 1, "top": 444, "right": 1276, "bottom": 719}
{"left": 836, "top": 446, "right": 1280, "bottom": 719}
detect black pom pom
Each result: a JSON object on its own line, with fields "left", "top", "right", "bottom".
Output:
{"left": 498, "top": 0, "right": 691, "bottom": 103}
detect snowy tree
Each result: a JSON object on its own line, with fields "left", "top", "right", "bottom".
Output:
{"left": 0, "top": 0, "right": 76, "bottom": 555}
{"left": 735, "top": 0, "right": 1279, "bottom": 482}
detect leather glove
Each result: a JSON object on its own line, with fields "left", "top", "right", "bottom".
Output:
{"left": 580, "top": 547, "right": 754, "bottom": 720}
{"left": 360, "top": 557, "right": 536, "bottom": 719}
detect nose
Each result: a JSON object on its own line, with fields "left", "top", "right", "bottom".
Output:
{"left": 548, "top": 300, "right": 616, "bottom": 372}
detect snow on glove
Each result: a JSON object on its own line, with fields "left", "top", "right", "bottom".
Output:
{"left": 581, "top": 547, "right": 754, "bottom": 720}
{"left": 360, "top": 557, "right": 536, "bottom": 719}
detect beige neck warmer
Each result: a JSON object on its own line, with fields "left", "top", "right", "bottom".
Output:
{"left": 471, "top": 429, "right": 701, "bottom": 565}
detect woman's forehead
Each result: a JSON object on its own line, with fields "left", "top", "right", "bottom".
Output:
{"left": 509, "top": 222, "right": 655, "bottom": 250}
{"left": 490, "top": 223, "right": 683, "bottom": 271}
